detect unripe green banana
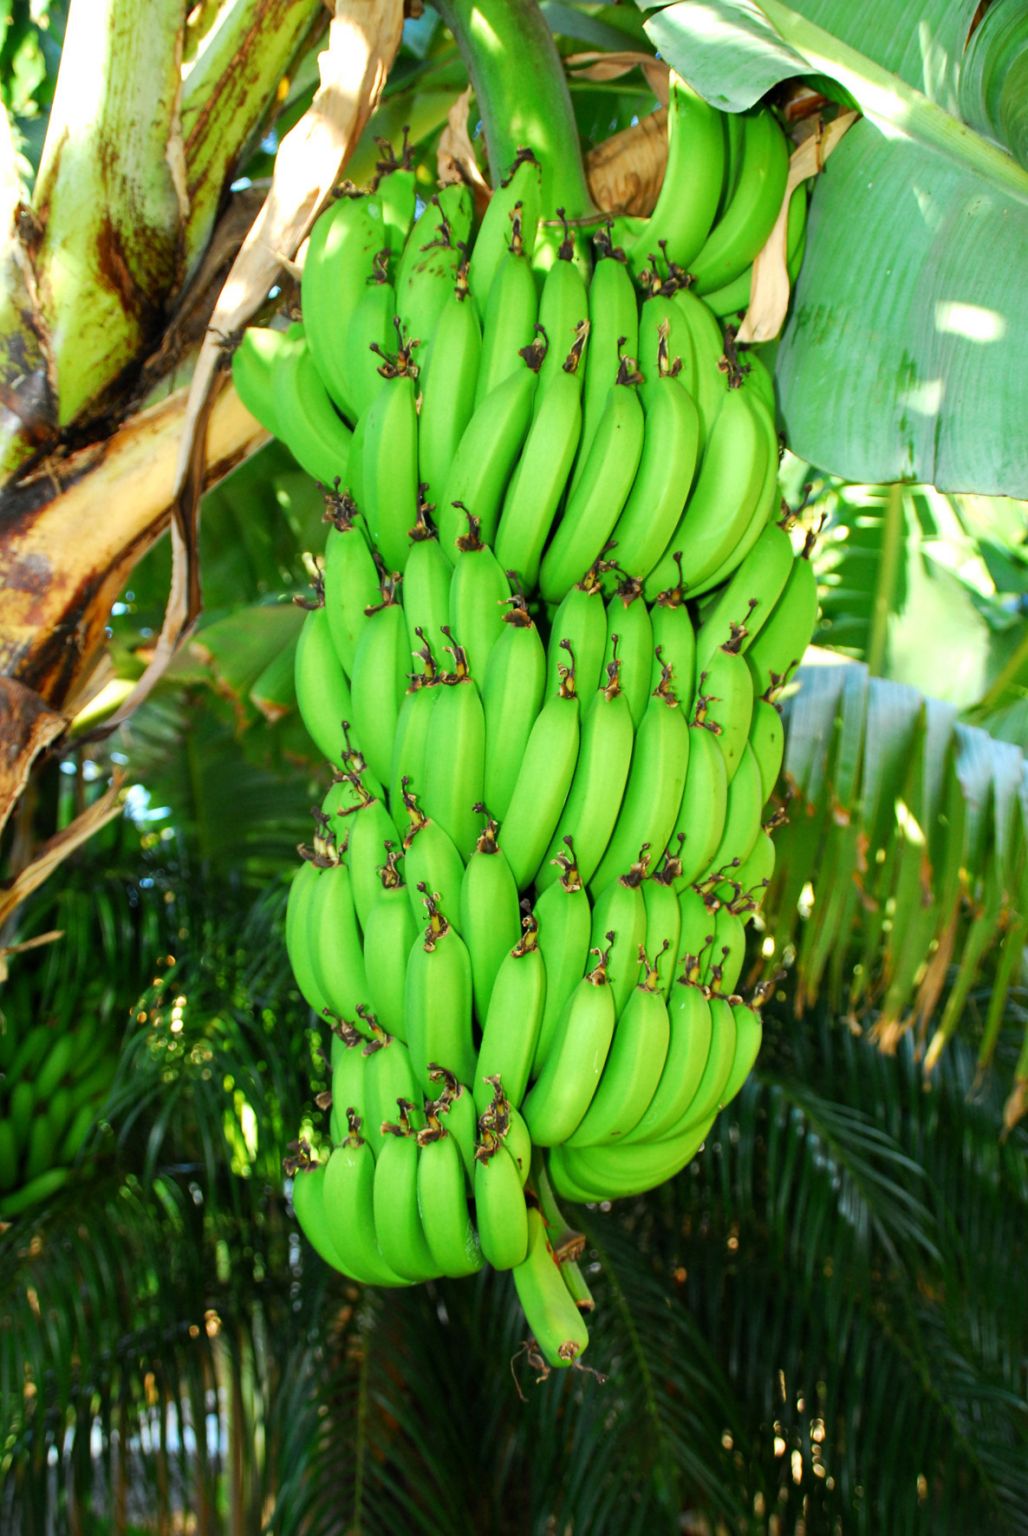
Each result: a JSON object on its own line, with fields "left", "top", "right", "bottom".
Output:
{"left": 481, "top": 598, "right": 547, "bottom": 821}
{"left": 300, "top": 192, "right": 389, "bottom": 416}
{"left": 643, "top": 387, "right": 772, "bottom": 601}
{"left": 323, "top": 1115, "right": 412, "bottom": 1285}
{"left": 416, "top": 1123, "right": 484, "bottom": 1277}
{"left": 362, "top": 862, "right": 417, "bottom": 1040}
{"left": 230, "top": 324, "right": 296, "bottom": 436}
{"left": 590, "top": 668, "right": 690, "bottom": 898}
{"left": 273, "top": 333, "right": 355, "bottom": 487}
{"left": 421, "top": 638, "right": 486, "bottom": 859}
{"left": 395, "top": 182, "right": 474, "bottom": 358}
{"left": 675, "top": 994, "right": 738, "bottom": 1131}
{"left": 390, "top": 661, "right": 442, "bottom": 812}
{"left": 642, "top": 870, "right": 682, "bottom": 997}
{"left": 537, "top": 231, "right": 589, "bottom": 393}
{"left": 290, "top": 1152, "right": 353, "bottom": 1275}
{"left": 531, "top": 848, "right": 592, "bottom": 1074}
{"left": 460, "top": 814, "right": 522, "bottom": 1022}
{"left": 574, "top": 233, "right": 638, "bottom": 495}
{"left": 686, "top": 391, "right": 781, "bottom": 599}
{"left": 475, "top": 213, "right": 539, "bottom": 407}
{"left": 322, "top": 495, "right": 381, "bottom": 676}
{"left": 345, "top": 265, "right": 397, "bottom": 421}
{"left": 745, "top": 547, "right": 819, "bottom": 698}
{"left": 566, "top": 949, "right": 671, "bottom": 1147}
{"left": 668, "top": 723, "right": 729, "bottom": 890}
{"left": 538, "top": 359, "right": 645, "bottom": 604}
{"left": 59, "top": 1099, "right": 97, "bottom": 1164}
{"left": 348, "top": 592, "right": 408, "bottom": 785}
{"left": 622, "top": 979, "right": 714, "bottom": 1144}
{"left": 719, "top": 1000, "right": 764, "bottom": 1108}
{"left": 511, "top": 1207, "right": 590, "bottom": 1368}
{"left": 36, "top": 1033, "right": 75, "bottom": 1100}
{"left": 295, "top": 604, "right": 353, "bottom": 766}
{"left": 549, "top": 1112, "right": 715, "bottom": 1201}
{"left": 749, "top": 698, "right": 785, "bottom": 803}
{"left": 307, "top": 859, "right": 372, "bottom": 1032}
{"left": 285, "top": 858, "right": 334, "bottom": 1020}
{"left": 546, "top": 578, "right": 607, "bottom": 702}
{"left": 689, "top": 107, "right": 789, "bottom": 295}
{"left": 506, "top": 1105, "right": 533, "bottom": 1187}
{"left": 669, "top": 285, "right": 730, "bottom": 444}
{"left": 650, "top": 587, "right": 697, "bottom": 714}
{"left": 402, "top": 514, "right": 452, "bottom": 663}
{"left": 0, "top": 1166, "right": 72, "bottom": 1219}
{"left": 727, "top": 826, "right": 775, "bottom": 919}
{"left": 9, "top": 1079, "right": 34, "bottom": 1146}
{"left": 448, "top": 520, "right": 512, "bottom": 680}
{"left": 467, "top": 151, "right": 542, "bottom": 317}
{"left": 329, "top": 1020, "right": 369, "bottom": 1137}
{"left": 703, "top": 177, "right": 808, "bottom": 317}
{"left": 497, "top": 658, "right": 580, "bottom": 890}
{"left": 360, "top": 367, "right": 419, "bottom": 574}
{"left": 427, "top": 1069, "right": 479, "bottom": 1180}
{"left": 438, "top": 364, "right": 539, "bottom": 556}
{"left": 362, "top": 1026, "right": 419, "bottom": 1156}
{"left": 589, "top": 864, "right": 649, "bottom": 1015}
{"left": 696, "top": 520, "right": 795, "bottom": 665}
{"left": 522, "top": 947, "right": 617, "bottom": 1146}
{"left": 700, "top": 740, "right": 765, "bottom": 885}
{"left": 613, "top": 71, "right": 726, "bottom": 277}
{"left": 417, "top": 271, "right": 483, "bottom": 505}
{"left": 373, "top": 1118, "right": 441, "bottom": 1282}
{"left": 399, "top": 788, "right": 466, "bottom": 928}
{"left": 602, "top": 580, "right": 653, "bottom": 728}
{"left": 536, "top": 659, "right": 634, "bottom": 892}
{"left": 404, "top": 890, "right": 476, "bottom": 1093}
{"left": 375, "top": 160, "right": 417, "bottom": 250}
{"left": 493, "top": 328, "right": 586, "bottom": 591}
{"left": 703, "top": 903, "right": 747, "bottom": 997}
{"left": 345, "top": 795, "right": 401, "bottom": 930}
{"left": 696, "top": 641, "right": 755, "bottom": 782}
{"left": 474, "top": 1136, "right": 529, "bottom": 1270}
{"left": 474, "top": 917, "right": 546, "bottom": 1113}
{"left": 607, "top": 359, "right": 701, "bottom": 584}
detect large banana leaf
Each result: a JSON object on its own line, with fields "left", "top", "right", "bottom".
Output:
{"left": 764, "top": 653, "right": 1027, "bottom": 1117}
{"left": 639, "top": 0, "right": 1028, "bottom": 494}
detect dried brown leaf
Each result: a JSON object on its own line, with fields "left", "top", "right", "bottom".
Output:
{"left": 0, "top": 774, "right": 125, "bottom": 929}
{"left": 438, "top": 86, "right": 489, "bottom": 204}
{"left": 0, "top": 678, "right": 66, "bottom": 843}
{"left": 586, "top": 107, "right": 668, "bottom": 217}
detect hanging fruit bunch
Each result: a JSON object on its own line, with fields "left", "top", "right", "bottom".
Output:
{"left": 234, "top": 50, "right": 819, "bottom": 1372}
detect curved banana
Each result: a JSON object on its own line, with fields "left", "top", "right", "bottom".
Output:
{"left": 345, "top": 266, "right": 397, "bottom": 422}
{"left": 404, "top": 890, "right": 476, "bottom": 1092}
{"left": 481, "top": 598, "right": 547, "bottom": 820}
{"left": 699, "top": 740, "right": 764, "bottom": 887}
{"left": 230, "top": 325, "right": 295, "bottom": 436}
{"left": 696, "top": 640, "right": 755, "bottom": 782}
{"left": 703, "top": 175, "right": 808, "bottom": 317}
{"left": 549, "top": 1113, "right": 715, "bottom": 1201}
{"left": 474, "top": 917, "right": 546, "bottom": 1113}
{"left": 602, "top": 580, "right": 653, "bottom": 728}
{"left": 573, "top": 232, "right": 638, "bottom": 497}
{"left": 522, "top": 947, "right": 616, "bottom": 1146}
{"left": 417, "top": 272, "right": 483, "bottom": 505}
{"left": 668, "top": 722, "right": 729, "bottom": 890}
{"left": 669, "top": 286, "right": 730, "bottom": 445}
{"left": 685, "top": 387, "right": 781, "bottom": 599}
{"left": 719, "top": 1000, "right": 763, "bottom": 1108}
{"left": 322, "top": 498, "right": 381, "bottom": 676}
{"left": 400, "top": 788, "right": 466, "bottom": 927}
{"left": 389, "top": 663, "right": 441, "bottom": 813}
{"left": 589, "top": 668, "right": 690, "bottom": 898}
{"left": 642, "top": 872, "right": 682, "bottom": 997}
{"left": 402, "top": 517, "right": 452, "bottom": 664}
{"left": 395, "top": 182, "right": 474, "bottom": 360}
{"left": 274, "top": 334, "right": 354, "bottom": 488}
{"left": 323, "top": 1115, "right": 413, "bottom": 1285}
{"left": 373, "top": 1119, "right": 441, "bottom": 1282}
{"left": 438, "top": 361, "right": 538, "bottom": 556}
{"left": 467, "top": 150, "right": 542, "bottom": 317}
{"left": 474, "top": 1136, "right": 529, "bottom": 1270}
{"left": 695, "top": 520, "right": 794, "bottom": 665}
{"left": 348, "top": 593, "right": 408, "bottom": 785}
{"left": 459, "top": 815, "right": 523, "bottom": 1022}
{"left": 285, "top": 859, "right": 335, "bottom": 1021}
{"left": 536, "top": 658, "right": 634, "bottom": 891}
{"left": 512, "top": 1207, "right": 590, "bottom": 1367}
{"left": 360, "top": 369, "right": 419, "bottom": 574}
{"left": 531, "top": 847, "right": 593, "bottom": 1075}
{"left": 421, "top": 638, "right": 486, "bottom": 859}
{"left": 362, "top": 1028, "right": 419, "bottom": 1156}
{"left": 745, "top": 546, "right": 819, "bottom": 698}
{"left": 589, "top": 865, "right": 648, "bottom": 1015}
{"left": 567, "top": 950, "right": 671, "bottom": 1147}
{"left": 493, "top": 327, "right": 586, "bottom": 591}
{"left": 290, "top": 1153, "right": 355, "bottom": 1275}
{"left": 538, "top": 359, "right": 645, "bottom": 604}
{"left": 546, "top": 579, "right": 607, "bottom": 702}
{"left": 300, "top": 192, "right": 389, "bottom": 417}
{"left": 475, "top": 211, "right": 539, "bottom": 407}
{"left": 449, "top": 520, "right": 512, "bottom": 680}
{"left": 416, "top": 1123, "right": 484, "bottom": 1277}
{"left": 674, "top": 994, "right": 738, "bottom": 1131}
{"left": 294, "top": 604, "right": 353, "bottom": 766}
{"left": 307, "top": 860, "right": 372, "bottom": 1031}
{"left": 622, "top": 979, "right": 714, "bottom": 1144}
{"left": 537, "top": 233, "right": 589, "bottom": 393}
{"left": 650, "top": 588, "right": 697, "bottom": 714}
{"left": 497, "top": 660, "right": 580, "bottom": 890}
{"left": 607, "top": 360, "right": 701, "bottom": 584}
{"left": 344, "top": 794, "right": 400, "bottom": 927}
{"left": 689, "top": 107, "right": 790, "bottom": 295}
{"left": 362, "top": 869, "right": 416, "bottom": 1041}
{"left": 749, "top": 697, "right": 785, "bottom": 804}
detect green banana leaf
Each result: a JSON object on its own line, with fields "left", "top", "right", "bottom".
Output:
{"left": 638, "top": 0, "right": 1028, "bottom": 495}
{"left": 765, "top": 652, "right": 1027, "bottom": 1113}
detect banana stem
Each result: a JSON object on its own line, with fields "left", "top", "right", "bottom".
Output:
{"left": 431, "top": 0, "right": 592, "bottom": 216}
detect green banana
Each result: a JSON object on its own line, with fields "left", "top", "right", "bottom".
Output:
{"left": 642, "top": 870, "right": 682, "bottom": 997}
{"left": 669, "top": 285, "right": 730, "bottom": 445}
{"left": 474, "top": 1134, "right": 529, "bottom": 1270}
{"left": 395, "top": 182, "right": 474, "bottom": 358}
{"left": 493, "top": 326, "right": 586, "bottom": 591}
{"left": 531, "top": 846, "right": 592, "bottom": 1075}
{"left": 274, "top": 334, "right": 354, "bottom": 490}
{"left": 360, "top": 367, "right": 419, "bottom": 574}
{"left": 566, "top": 949, "right": 671, "bottom": 1147}
{"left": 329, "top": 1018, "right": 368, "bottom": 1134}
{"left": 546, "top": 577, "right": 607, "bottom": 702}
{"left": 389, "top": 650, "right": 441, "bottom": 812}
{"left": 602, "top": 580, "right": 653, "bottom": 728}
{"left": 345, "top": 262, "right": 397, "bottom": 421}
{"left": 689, "top": 107, "right": 789, "bottom": 295}
{"left": 467, "top": 150, "right": 542, "bottom": 317}
{"left": 459, "top": 815, "right": 522, "bottom": 1022}
{"left": 719, "top": 1000, "right": 764, "bottom": 1107}
{"left": 417, "top": 270, "right": 482, "bottom": 504}
{"left": 607, "top": 352, "right": 701, "bottom": 583}
{"left": 650, "top": 586, "right": 697, "bottom": 714}
{"left": 323, "top": 1113, "right": 412, "bottom": 1285}
{"left": 285, "top": 857, "right": 334, "bottom": 1021}
{"left": 290, "top": 1150, "right": 353, "bottom": 1275}
{"left": 345, "top": 794, "right": 401, "bottom": 930}
{"left": 322, "top": 495, "right": 381, "bottom": 676}
{"left": 536, "top": 657, "right": 634, "bottom": 891}
{"left": 668, "top": 722, "right": 730, "bottom": 889}
{"left": 511, "top": 1207, "right": 590, "bottom": 1368}
{"left": 348, "top": 590, "right": 408, "bottom": 785}
{"left": 474, "top": 209, "right": 539, "bottom": 407}
{"left": 549, "top": 1113, "right": 715, "bottom": 1201}
{"left": 745, "top": 545, "right": 819, "bottom": 698}
{"left": 589, "top": 864, "right": 648, "bottom": 1015}
{"left": 375, "top": 157, "right": 417, "bottom": 250}
{"left": 696, "top": 520, "right": 795, "bottom": 665}
{"left": 230, "top": 324, "right": 295, "bottom": 436}
{"left": 294, "top": 602, "right": 353, "bottom": 766}
{"left": 622, "top": 979, "right": 714, "bottom": 1144}
{"left": 416, "top": 1123, "right": 484, "bottom": 1277}
{"left": 538, "top": 357, "right": 645, "bottom": 604}
{"left": 362, "top": 860, "right": 417, "bottom": 1041}
{"left": 399, "top": 786, "right": 466, "bottom": 928}
{"left": 404, "top": 890, "right": 476, "bottom": 1093}
{"left": 474, "top": 917, "right": 546, "bottom": 1112}
{"left": 700, "top": 741, "right": 764, "bottom": 887}
{"left": 589, "top": 667, "right": 690, "bottom": 897}
{"left": 686, "top": 385, "right": 781, "bottom": 599}
{"left": 362, "top": 1026, "right": 419, "bottom": 1156}
{"left": 421, "top": 635, "right": 486, "bottom": 859}
{"left": 402, "top": 512, "right": 452, "bottom": 664}
{"left": 300, "top": 192, "right": 389, "bottom": 417}
{"left": 675, "top": 994, "right": 738, "bottom": 1130}
{"left": 481, "top": 597, "right": 547, "bottom": 821}
{"left": 497, "top": 656, "right": 580, "bottom": 890}
{"left": 613, "top": 71, "right": 726, "bottom": 277}
{"left": 373, "top": 1115, "right": 441, "bottom": 1282}
{"left": 703, "top": 176, "right": 808, "bottom": 318}
{"left": 448, "top": 519, "right": 512, "bottom": 680}
{"left": 749, "top": 697, "right": 785, "bottom": 804}
{"left": 697, "top": 640, "right": 755, "bottom": 782}
{"left": 428, "top": 1068, "right": 478, "bottom": 1180}
{"left": 522, "top": 945, "right": 616, "bottom": 1146}
{"left": 574, "top": 230, "right": 638, "bottom": 496}
{"left": 536, "top": 227, "right": 589, "bottom": 393}
{"left": 438, "top": 363, "right": 539, "bottom": 556}
{"left": 307, "top": 858, "right": 372, "bottom": 1032}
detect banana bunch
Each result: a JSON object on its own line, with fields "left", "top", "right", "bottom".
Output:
{"left": 237, "top": 99, "right": 819, "bottom": 1371}
{"left": 0, "top": 1015, "right": 116, "bottom": 1218}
